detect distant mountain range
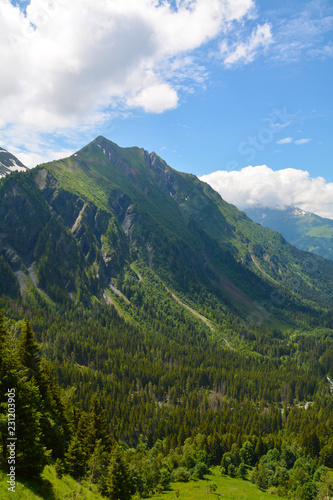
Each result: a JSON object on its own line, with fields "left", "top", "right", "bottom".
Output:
{"left": 0, "top": 147, "right": 27, "bottom": 177}
{"left": 246, "top": 205, "right": 333, "bottom": 261}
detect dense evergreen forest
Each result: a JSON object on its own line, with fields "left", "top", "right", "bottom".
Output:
{"left": 1, "top": 295, "right": 333, "bottom": 499}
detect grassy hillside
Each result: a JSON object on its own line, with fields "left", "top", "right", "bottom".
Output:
{"left": 152, "top": 467, "right": 282, "bottom": 500}
{"left": 0, "top": 465, "right": 104, "bottom": 500}
{"left": 0, "top": 465, "right": 284, "bottom": 500}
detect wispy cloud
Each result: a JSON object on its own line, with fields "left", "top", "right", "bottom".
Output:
{"left": 276, "top": 137, "right": 293, "bottom": 144}
{"left": 276, "top": 137, "right": 312, "bottom": 146}
{"left": 220, "top": 23, "right": 273, "bottom": 67}
{"left": 295, "top": 138, "right": 312, "bottom": 145}
{"left": 270, "top": 2, "right": 333, "bottom": 63}
{"left": 219, "top": 1, "right": 333, "bottom": 67}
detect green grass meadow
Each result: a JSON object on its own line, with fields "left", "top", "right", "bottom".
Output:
{"left": 0, "top": 465, "right": 282, "bottom": 500}
{"left": 151, "top": 467, "right": 281, "bottom": 500}
{"left": 0, "top": 465, "right": 104, "bottom": 500}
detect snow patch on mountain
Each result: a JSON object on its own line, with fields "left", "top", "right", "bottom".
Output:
{"left": 0, "top": 148, "right": 27, "bottom": 177}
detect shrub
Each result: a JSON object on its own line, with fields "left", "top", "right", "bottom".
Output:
{"left": 173, "top": 467, "right": 190, "bottom": 482}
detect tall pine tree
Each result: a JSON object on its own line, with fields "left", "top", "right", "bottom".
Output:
{"left": 18, "top": 320, "right": 40, "bottom": 377}
{"left": 102, "top": 446, "right": 135, "bottom": 500}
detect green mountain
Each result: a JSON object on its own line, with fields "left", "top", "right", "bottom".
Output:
{"left": 0, "top": 147, "right": 27, "bottom": 177}
{"left": 1, "top": 137, "right": 333, "bottom": 499}
{"left": 246, "top": 205, "right": 333, "bottom": 261}
{"left": 1, "top": 135, "right": 333, "bottom": 334}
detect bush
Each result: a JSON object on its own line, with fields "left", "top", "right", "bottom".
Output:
{"left": 191, "top": 461, "right": 209, "bottom": 479}
{"left": 252, "top": 465, "right": 274, "bottom": 490}
{"left": 159, "top": 467, "right": 171, "bottom": 489}
{"left": 227, "top": 464, "right": 236, "bottom": 477}
{"left": 237, "top": 462, "right": 247, "bottom": 479}
{"left": 55, "top": 458, "right": 64, "bottom": 479}
{"left": 173, "top": 467, "right": 190, "bottom": 482}
{"left": 206, "top": 482, "right": 217, "bottom": 494}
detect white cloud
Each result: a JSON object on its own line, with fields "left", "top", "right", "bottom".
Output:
{"left": 270, "top": 4, "right": 333, "bottom": 63}
{"left": 276, "top": 137, "right": 293, "bottom": 144}
{"left": 127, "top": 83, "right": 178, "bottom": 113}
{"left": 221, "top": 23, "right": 273, "bottom": 67}
{"left": 15, "top": 148, "right": 75, "bottom": 169}
{"left": 0, "top": 0, "right": 256, "bottom": 160}
{"left": 276, "top": 137, "right": 312, "bottom": 146}
{"left": 295, "top": 138, "right": 312, "bottom": 145}
{"left": 219, "top": 2, "right": 333, "bottom": 68}
{"left": 200, "top": 165, "right": 333, "bottom": 219}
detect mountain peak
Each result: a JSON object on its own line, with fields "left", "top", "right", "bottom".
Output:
{"left": 93, "top": 135, "right": 112, "bottom": 146}
{"left": 0, "top": 147, "right": 27, "bottom": 178}
{"left": 143, "top": 149, "right": 169, "bottom": 175}
{"left": 76, "top": 136, "right": 172, "bottom": 182}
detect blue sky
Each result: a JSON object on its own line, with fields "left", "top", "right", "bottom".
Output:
{"left": 1, "top": 0, "right": 333, "bottom": 214}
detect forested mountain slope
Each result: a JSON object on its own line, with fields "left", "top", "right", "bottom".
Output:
{"left": 1, "top": 135, "right": 333, "bottom": 331}
{"left": 0, "top": 137, "right": 333, "bottom": 499}
{"left": 246, "top": 205, "right": 333, "bottom": 261}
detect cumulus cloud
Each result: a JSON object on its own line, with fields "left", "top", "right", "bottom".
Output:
{"left": 0, "top": 0, "right": 255, "bottom": 156}
{"left": 200, "top": 165, "right": 333, "bottom": 219}
{"left": 127, "top": 83, "right": 178, "bottom": 113}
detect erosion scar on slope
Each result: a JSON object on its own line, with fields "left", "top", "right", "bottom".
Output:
{"left": 163, "top": 283, "right": 234, "bottom": 351}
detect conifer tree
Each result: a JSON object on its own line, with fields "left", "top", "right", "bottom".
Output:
{"left": 300, "top": 429, "right": 321, "bottom": 458}
{"left": 36, "top": 359, "right": 70, "bottom": 458}
{"left": 0, "top": 313, "right": 46, "bottom": 477}
{"left": 18, "top": 320, "right": 40, "bottom": 377}
{"left": 65, "top": 435, "right": 87, "bottom": 479}
{"left": 0, "top": 310, "right": 7, "bottom": 347}
{"left": 102, "top": 446, "right": 135, "bottom": 500}
{"left": 14, "top": 379, "right": 46, "bottom": 477}
{"left": 87, "top": 439, "right": 109, "bottom": 486}
{"left": 0, "top": 311, "right": 11, "bottom": 460}
{"left": 88, "top": 394, "right": 113, "bottom": 453}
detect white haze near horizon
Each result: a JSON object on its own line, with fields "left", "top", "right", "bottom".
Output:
{"left": 200, "top": 165, "right": 333, "bottom": 220}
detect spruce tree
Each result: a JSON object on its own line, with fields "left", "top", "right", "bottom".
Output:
{"left": 87, "top": 395, "right": 113, "bottom": 453}
{"left": 103, "top": 446, "right": 135, "bottom": 500}
{"left": 18, "top": 320, "right": 40, "bottom": 376}
{"left": 0, "top": 313, "right": 46, "bottom": 477}
{"left": 0, "top": 311, "right": 11, "bottom": 461}
{"left": 87, "top": 439, "right": 109, "bottom": 486}
{"left": 0, "top": 310, "right": 7, "bottom": 347}
{"left": 65, "top": 435, "right": 87, "bottom": 479}
{"left": 14, "top": 378, "right": 46, "bottom": 477}
{"left": 36, "top": 359, "right": 70, "bottom": 459}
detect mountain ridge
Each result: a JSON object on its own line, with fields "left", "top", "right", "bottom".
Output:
{"left": 1, "top": 136, "right": 333, "bottom": 346}
{"left": 246, "top": 204, "right": 333, "bottom": 261}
